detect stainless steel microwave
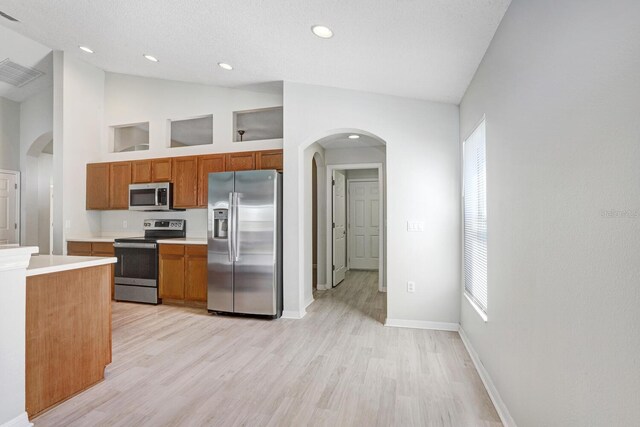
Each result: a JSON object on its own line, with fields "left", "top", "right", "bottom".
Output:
{"left": 129, "top": 182, "right": 175, "bottom": 211}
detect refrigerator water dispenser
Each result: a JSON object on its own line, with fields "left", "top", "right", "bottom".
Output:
{"left": 213, "top": 209, "right": 228, "bottom": 238}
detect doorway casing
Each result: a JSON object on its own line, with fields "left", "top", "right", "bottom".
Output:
{"left": 325, "top": 163, "right": 385, "bottom": 293}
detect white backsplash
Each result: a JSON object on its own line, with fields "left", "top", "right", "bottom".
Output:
{"left": 100, "top": 209, "right": 208, "bottom": 238}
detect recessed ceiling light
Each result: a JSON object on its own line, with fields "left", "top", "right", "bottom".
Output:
{"left": 79, "top": 46, "right": 94, "bottom": 54}
{"left": 143, "top": 54, "right": 159, "bottom": 62}
{"left": 311, "top": 25, "right": 333, "bottom": 39}
{"left": 348, "top": 134, "right": 360, "bottom": 139}
{"left": 218, "top": 62, "right": 233, "bottom": 71}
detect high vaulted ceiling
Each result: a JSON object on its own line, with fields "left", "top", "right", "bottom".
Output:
{"left": 0, "top": 0, "right": 510, "bottom": 104}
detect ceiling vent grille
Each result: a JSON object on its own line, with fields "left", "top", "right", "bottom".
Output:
{"left": 0, "top": 59, "right": 44, "bottom": 87}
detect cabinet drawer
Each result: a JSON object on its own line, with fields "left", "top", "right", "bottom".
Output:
{"left": 159, "top": 244, "right": 185, "bottom": 256}
{"left": 92, "top": 242, "right": 115, "bottom": 255}
{"left": 185, "top": 245, "right": 207, "bottom": 256}
{"left": 67, "top": 241, "right": 92, "bottom": 256}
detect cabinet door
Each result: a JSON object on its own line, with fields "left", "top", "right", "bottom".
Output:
{"left": 225, "top": 151, "right": 255, "bottom": 171}
{"left": 159, "top": 245, "right": 185, "bottom": 299}
{"left": 172, "top": 156, "right": 199, "bottom": 208}
{"left": 109, "top": 162, "right": 132, "bottom": 209}
{"left": 67, "top": 241, "right": 92, "bottom": 256}
{"left": 131, "top": 160, "right": 152, "bottom": 183}
{"left": 152, "top": 158, "right": 172, "bottom": 182}
{"left": 197, "top": 154, "right": 225, "bottom": 207}
{"left": 256, "top": 149, "right": 283, "bottom": 171}
{"left": 184, "top": 245, "right": 208, "bottom": 302}
{"left": 86, "top": 163, "right": 110, "bottom": 210}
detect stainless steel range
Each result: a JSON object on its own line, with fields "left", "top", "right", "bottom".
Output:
{"left": 114, "top": 219, "right": 186, "bottom": 304}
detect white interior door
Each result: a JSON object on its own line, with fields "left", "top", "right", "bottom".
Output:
{"left": 0, "top": 172, "right": 18, "bottom": 245}
{"left": 348, "top": 180, "right": 380, "bottom": 270}
{"left": 332, "top": 170, "right": 347, "bottom": 286}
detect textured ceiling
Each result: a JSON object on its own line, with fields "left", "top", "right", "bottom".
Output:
{"left": 0, "top": 0, "right": 510, "bottom": 104}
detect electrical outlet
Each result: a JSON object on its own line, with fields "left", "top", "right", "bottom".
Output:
{"left": 123, "top": 220, "right": 128, "bottom": 229}
{"left": 407, "top": 281, "right": 416, "bottom": 293}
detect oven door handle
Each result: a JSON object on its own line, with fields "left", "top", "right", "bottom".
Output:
{"left": 114, "top": 242, "right": 157, "bottom": 249}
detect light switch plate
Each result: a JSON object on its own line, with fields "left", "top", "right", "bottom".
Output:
{"left": 65, "top": 220, "right": 71, "bottom": 229}
{"left": 407, "top": 281, "right": 416, "bottom": 293}
{"left": 123, "top": 220, "right": 128, "bottom": 229}
{"left": 407, "top": 221, "right": 424, "bottom": 232}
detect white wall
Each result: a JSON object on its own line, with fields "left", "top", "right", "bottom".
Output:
{"left": 459, "top": 1, "right": 640, "bottom": 425}
{"left": 37, "top": 153, "right": 52, "bottom": 254}
{"left": 101, "top": 73, "right": 282, "bottom": 160}
{"left": 284, "top": 82, "right": 460, "bottom": 323}
{"left": 0, "top": 97, "right": 20, "bottom": 171}
{"left": 53, "top": 53, "right": 105, "bottom": 253}
{"left": 20, "top": 86, "right": 53, "bottom": 248}
{"left": 95, "top": 73, "right": 283, "bottom": 237}
{"left": 346, "top": 168, "right": 378, "bottom": 180}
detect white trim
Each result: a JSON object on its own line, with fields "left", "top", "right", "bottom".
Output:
{"left": 304, "top": 295, "right": 314, "bottom": 310}
{"left": 0, "top": 412, "right": 33, "bottom": 427}
{"left": 385, "top": 318, "right": 459, "bottom": 332}
{"left": 459, "top": 327, "right": 517, "bottom": 427}
{"left": 316, "top": 283, "right": 329, "bottom": 291}
{"left": 281, "top": 309, "right": 306, "bottom": 319}
{"left": 326, "top": 163, "right": 385, "bottom": 292}
{"left": 464, "top": 292, "right": 488, "bottom": 322}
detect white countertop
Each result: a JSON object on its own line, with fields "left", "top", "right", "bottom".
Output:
{"left": 66, "top": 237, "right": 206, "bottom": 245}
{"left": 66, "top": 237, "right": 118, "bottom": 243}
{"left": 157, "top": 237, "right": 207, "bottom": 245}
{"left": 27, "top": 255, "right": 117, "bottom": 277}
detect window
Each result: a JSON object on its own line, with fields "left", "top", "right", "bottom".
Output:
{"left": 112, "top": 122, "right": 149, "bottom": 152}
{"left": 170, "top": 115, "right": 213, "bottom": 147}
{"left": 463, "top": 119, "right": 487, "bottom": 316}
{"left": 233, "top": 107, "right": 283, "bottom": 142}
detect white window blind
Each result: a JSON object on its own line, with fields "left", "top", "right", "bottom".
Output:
{"left": 463, "top": 119, "right": 487, "bottom": 313}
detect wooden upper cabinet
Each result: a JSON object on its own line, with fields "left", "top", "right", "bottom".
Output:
{"left": 109, "top": 162, "right": 132, "bottom": 209}
{"left": 86, "top": 163, "right": 110, "bottom": 210}
{"left": 225, "top": 151, "right": 255, "bottom": 171}
{"left": 131, "top": 160, "right": 152, "bottom": 183}
{"left": 152, "top": 158, "right": 172, "bottom": 182}
{"left": 197, "top": 154, "right": 225, "bottom": 207}
{"left": 256, "top": 149, "right": 283, "bottom": 171}
{"left": 172, "top": 156, "right": 199, "bottom": 208}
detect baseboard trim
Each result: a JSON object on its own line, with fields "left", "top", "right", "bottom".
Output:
{"left": 459, "top": 327, "right": 517, "bottom": 427}
{"left": 316, "top": 283, "right": 329, "bottom": 291}
{"left": 384, "top": 318, "right": 459, "bottom": 332}
{"left": 0, "top": 412, "right": 33, "bottom": 427}
{"left": 304, "top": 296, "right": 314, "bottom": 310}
{"left": 281, "top": 309, "right": 306, "bottom": 319}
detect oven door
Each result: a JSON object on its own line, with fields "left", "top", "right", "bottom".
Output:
{"left": 114, "top": 242, "right": 158, "bottom": 287}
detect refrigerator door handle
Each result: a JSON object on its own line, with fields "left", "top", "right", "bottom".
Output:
{"left": 228, "top": 192, "right": 234, "bottom": 263}
{"left": 233, "top": 192, "right": 240, "bottom": 262}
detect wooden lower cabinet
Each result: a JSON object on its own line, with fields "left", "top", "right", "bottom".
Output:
{"left": 67, "top": 241, "right": 116, "bottom": 299}
{"left": 159, "top": 244, "right": 185, "bottom": 300}
{"left": 184, "top": 245, "right": 208, "bottom": 302}
{"left": 159, "top": 244, "right": 207, "bottom": 304}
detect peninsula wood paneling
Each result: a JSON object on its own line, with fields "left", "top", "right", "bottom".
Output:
{"left": 26, "top": 265, "right": 112, "bottom": 417}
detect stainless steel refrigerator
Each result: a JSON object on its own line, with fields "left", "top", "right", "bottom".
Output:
{"left": 207, "top": 170, "right": 282, "bottom": 318}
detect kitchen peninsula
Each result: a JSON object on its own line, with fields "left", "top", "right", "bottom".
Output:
{"left": 25, "top": 255, "right": 117, "bottom": 418}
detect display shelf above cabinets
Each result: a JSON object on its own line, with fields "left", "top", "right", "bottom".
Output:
{"left": 233, "top": 107, "right": 283, "bottom": 142}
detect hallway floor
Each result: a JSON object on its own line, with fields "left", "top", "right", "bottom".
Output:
{"left": 33, "top": 270, "right": 501, "bottom": 426}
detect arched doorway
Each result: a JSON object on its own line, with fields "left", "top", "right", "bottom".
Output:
{"left": 300, "top": 129, "right": 387, "bottom": 321}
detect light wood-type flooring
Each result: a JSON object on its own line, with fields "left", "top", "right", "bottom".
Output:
{"left": 33, "top": 270, "right": 501, "bottom": 426}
